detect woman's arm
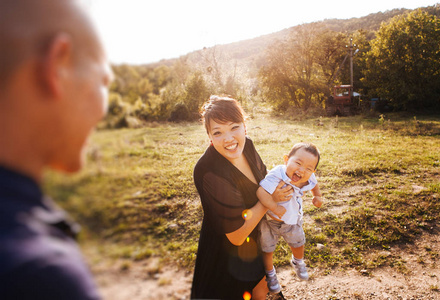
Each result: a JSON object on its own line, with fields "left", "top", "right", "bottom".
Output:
{"left": 226, "top": 201, "right": 268, "bottom": 246}
{"left": 226, "top": 182, "right": 291, "bottom": 246}
{"left": 257, "top": 187, "right": 278, "bottom": 211}
{"left": 257, "top": 187, "right": 286, "bottom": 219}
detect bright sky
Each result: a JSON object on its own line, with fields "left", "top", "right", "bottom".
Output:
{"left": 88, "top": 0, "right": 440, "bottom": 65}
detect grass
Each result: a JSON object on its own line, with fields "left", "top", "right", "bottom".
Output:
{"left": 43, "top": 112, "right": 440, "bottom": 274}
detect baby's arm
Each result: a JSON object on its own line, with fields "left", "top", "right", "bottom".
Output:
{"left": 257, "top": 186, "right": 286, "bottom": 218}
{"left": 311, "top": 184, "right": 323, "bottom": 208}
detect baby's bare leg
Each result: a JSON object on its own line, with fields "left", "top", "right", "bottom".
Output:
{"left": 290, "top": 245, "right": 304, "bottom": 259}
{"left": 262, "top": 251, "right": 274, "bottom": 272}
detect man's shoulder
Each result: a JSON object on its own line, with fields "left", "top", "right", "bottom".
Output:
{"left": 0, "top": 224, "right": 99, "bottom": 299}
{"left": 0, "top": 218, "right": 77, "bottom": 271}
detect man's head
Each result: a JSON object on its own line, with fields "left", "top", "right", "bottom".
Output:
{"left": 0, "top": 0, "right": 112, "bottom": 180}
{"left": 284, "top": 142, "right": 320, "bottom": 186}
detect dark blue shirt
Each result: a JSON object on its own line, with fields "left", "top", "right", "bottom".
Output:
{"left": 0, "top": 166, "right": 101, "bottom": 299}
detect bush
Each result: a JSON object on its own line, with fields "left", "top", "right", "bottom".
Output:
{"left": 169, "top": 103, "right": 190, "bottom": 122}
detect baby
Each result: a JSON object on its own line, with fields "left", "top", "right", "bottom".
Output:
{"left": 257, "top": 142, "right": 323, "bottom": 293}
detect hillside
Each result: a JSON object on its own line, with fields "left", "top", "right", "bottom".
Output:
{"left": 147, "top": 4, "right": 440, "bottom": 72}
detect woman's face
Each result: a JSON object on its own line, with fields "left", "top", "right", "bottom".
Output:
{"left": 208, "top": 119, "right": 246, "bottom": 163}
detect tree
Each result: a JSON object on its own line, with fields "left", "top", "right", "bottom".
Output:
{"left": 150, "top": 65, "right": 171, "bottom": 94}
{"left": 259, "top": 23, "right": 348, "bottom": 112}
{"left": 343, "top": 30, "right": 371, "bottom": 96}
{"left": 110, "top": 65, "right": 155, "bottom": 104}
{"left": 182, "top": 71, "right": 211, "bottom": 117}
{"left": 315, "top": 30, "right": 348, "bottom": 88}
{"left": 200, "top": 47, "right": 225, "bottom": 91}
{"left": 362, "top": 9, "right": 440, "bottom": 110}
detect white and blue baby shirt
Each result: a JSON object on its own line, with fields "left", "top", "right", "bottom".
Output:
{"left": 259, "top": 165, "right": 317, "bottom": 225}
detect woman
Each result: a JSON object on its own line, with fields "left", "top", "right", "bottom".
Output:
{"left": 191, "top": 96, "right": 290, "bottom": 299}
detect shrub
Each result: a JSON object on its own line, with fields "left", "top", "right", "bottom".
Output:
{"left": 169, "top": 102, "right": 190, "bottom": 122}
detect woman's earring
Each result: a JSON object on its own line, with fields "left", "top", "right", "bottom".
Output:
{"left": 210, "top": 140, "right": 213, "bottom": 145}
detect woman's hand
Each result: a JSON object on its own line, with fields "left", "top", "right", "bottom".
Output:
{"left": 272, "top": 181, "right": 293, "bottom": 203}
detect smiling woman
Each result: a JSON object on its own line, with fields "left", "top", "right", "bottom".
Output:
{"left": 190, "top": 95, "right": 292, "bottom": 299}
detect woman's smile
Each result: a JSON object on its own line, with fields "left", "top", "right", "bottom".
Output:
{"left": 225, "top": 143, "right": 238, "bottom": 151}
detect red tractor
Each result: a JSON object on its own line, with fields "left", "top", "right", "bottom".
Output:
{"left": 325, "top": 85, "right": 359, "bottom": 116}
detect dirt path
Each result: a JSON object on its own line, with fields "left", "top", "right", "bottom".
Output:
{"left": 95, "top": 262, "right": 440, "bottom": 300}
{"left": 94, "top": 232, "right": 440, "bottom": 300}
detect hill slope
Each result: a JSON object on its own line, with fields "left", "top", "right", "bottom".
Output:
{"left": 148, "top": 4, "right": 439, "bottom": 71}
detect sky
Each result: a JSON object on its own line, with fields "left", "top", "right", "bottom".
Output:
{"left": 88, "top": 0, "right": 440, "bottom": 65}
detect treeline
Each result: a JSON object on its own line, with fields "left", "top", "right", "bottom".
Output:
{"left": 260, "top": 9, "right": 440, "bottom": 113}
{"left": 106, "top": 46, "right": 258, "bottom": 127}
{"left": 105, "top": 7, "right": 440, "bottom": 127}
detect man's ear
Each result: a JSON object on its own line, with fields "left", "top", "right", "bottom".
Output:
{"left": 39, "top": 33, "right": 73, "bottom": 98}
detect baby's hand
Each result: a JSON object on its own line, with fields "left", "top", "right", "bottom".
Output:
{"left": 312, "top": 196, "right": 323, "bottom": 208}
{"left": 273, "top": 205, "right": 286, "bottom": 219}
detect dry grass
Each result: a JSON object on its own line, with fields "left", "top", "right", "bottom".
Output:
{"left": 44, "top": 112, "right": 440, "bottom": 275}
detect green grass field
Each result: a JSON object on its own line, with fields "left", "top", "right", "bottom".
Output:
{"left": 43, "top": 112, "right": 440, "bottom": 275}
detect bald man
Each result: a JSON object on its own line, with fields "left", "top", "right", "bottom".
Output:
{"left": 0, "top": 0, "right": 112, "bottom": 299}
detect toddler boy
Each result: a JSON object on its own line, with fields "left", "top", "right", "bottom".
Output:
{"left": 257, "top": 142, "right": 323, "bottom": 293}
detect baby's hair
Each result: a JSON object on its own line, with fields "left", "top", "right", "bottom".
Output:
{"left": 288, "top": 142, "right": 320, "bottom": 170}
{"left": 200, "top": 95, "right": 247, "bottom": 133}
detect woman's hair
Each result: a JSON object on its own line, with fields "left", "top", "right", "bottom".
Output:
{"left": 200, "top": 95, "right": 247, "bottom": 133}
{"left": 288, "top": 142, "right": 320, "bottom": 170}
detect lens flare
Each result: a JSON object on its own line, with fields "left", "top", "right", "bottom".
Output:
{"left": 238, "top": 236, "right": 258, "bottom": 262}
{"left": 243, "top": 291, "right": 251, "bottom": 300}
{"left": 242, "top": 209, "right": 253, "bottom": 220}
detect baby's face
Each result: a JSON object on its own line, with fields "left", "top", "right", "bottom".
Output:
{"left": 284, "top": 148, "right": 318, "bottom": 186}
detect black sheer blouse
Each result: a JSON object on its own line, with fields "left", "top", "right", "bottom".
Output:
{"left": 191, "top": 138, "right": 267, "bottom": 299}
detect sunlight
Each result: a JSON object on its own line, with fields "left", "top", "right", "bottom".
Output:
{"left": 89, "top": 0, "right": 439, "bottom": 64}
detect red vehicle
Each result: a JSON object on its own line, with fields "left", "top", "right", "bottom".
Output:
{"left": 325, "top": 85, "right": 358, "bottom": 116}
